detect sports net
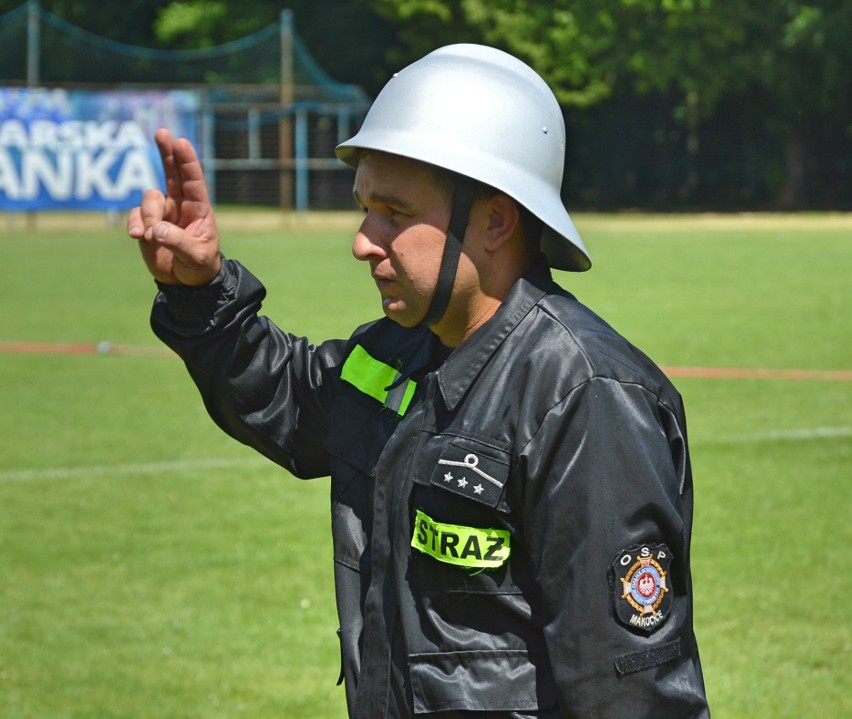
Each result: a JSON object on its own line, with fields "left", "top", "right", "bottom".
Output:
{"left": 0, "top": 1, "right": 369, "bottom": 209}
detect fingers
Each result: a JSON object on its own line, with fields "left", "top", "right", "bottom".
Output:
{"left": 127, "top": 205, "right": 144, "bottom": 240}
{"left": 128, "top": 129, "right": 220, "bottom": 286}
{"left": 155, "top": 128, "right": 208, "bottom": 205}
{"left": 154, "top": 128, "right": 182, "bottom": 206}
{"left": 130, "top": 213, "right": 220, "bottom": 286}
{"left": 151, "top": 221, "right": 222, "bottom": 285}
{"left": 128, "top": 195, "right": 176, "bottom": 285}
{"left": 154, "top": 128, "right": 212, "bottom": 224}
{"left": 126, "top": 189, "right": 166, "bottom": 243}
{"left": 128, "top": 188, "right": 181, "bottom": 248}
{"left": 130, "top": 187, "right": 220, "bottom": 285}
{"left": 172, "top": 137, "right": 212, "bottom": 209}
{"left": 137, "top": 188, "right": 167, "bottom": 240}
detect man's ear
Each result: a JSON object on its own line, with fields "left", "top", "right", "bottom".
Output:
{"left": 483, "top": 193, "right": 522, "bottom": 253}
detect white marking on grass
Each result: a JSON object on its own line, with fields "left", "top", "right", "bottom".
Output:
{"left": 3, "top": 427, "right": 849, "bottom": 482}
{"left": 0, "top": 457, "right": 274, "bottom": 483}
{"left": 695, "top": 426, "right": 852, "bottom": 446}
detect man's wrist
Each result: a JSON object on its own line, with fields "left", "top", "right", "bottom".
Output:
{"left": 155, "top": 255, "right": 232, "bottom": 323}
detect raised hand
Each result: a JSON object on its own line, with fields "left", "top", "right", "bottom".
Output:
{"left": 127, "top": 129, "right": 222, "bottom": 286}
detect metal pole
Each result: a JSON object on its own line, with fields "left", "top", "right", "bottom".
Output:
{"left": 27, "top": 0, "right": 40, "bottom": 87}
{"left": 248, "top": 107, "right": 260, "bottom": 160}
{"left": 202, "top": 106, "right": 216, "bottom": 205}
{"left": 337, "top": 108, "right": 350, "bottom": 146}
{"left": 295, "top": 107, "right": 308, "bottom": 212}
{"left": 26, "top": 1, "right": 40, "bottom": 229}
{"left": 279, "top": 9, "right": 294, "bottom": 210}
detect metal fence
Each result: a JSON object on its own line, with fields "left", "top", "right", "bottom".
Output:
{"left": 0, "top": 1, "right": 370, "bottom": 212}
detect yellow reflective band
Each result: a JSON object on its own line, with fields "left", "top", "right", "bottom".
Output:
{"left": 411, "top": 509, "right": 511, "bottom": 569}
{"left": 340, "top": 344, "right": 417, "bottom": 416}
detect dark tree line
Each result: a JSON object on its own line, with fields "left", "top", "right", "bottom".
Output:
{"left": 2, "top": 0, "right": 849, "bottom": 209}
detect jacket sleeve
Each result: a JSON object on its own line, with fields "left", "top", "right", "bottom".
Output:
{"left": 150, "top": 257, "right": 347, "bottom": 479}
{"left": 518, "top": 376, "right": 709, "bottom": 718}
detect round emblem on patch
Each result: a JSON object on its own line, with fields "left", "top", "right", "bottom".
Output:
{"left": 611, "top": 544, "right": 673, "bottom": 634}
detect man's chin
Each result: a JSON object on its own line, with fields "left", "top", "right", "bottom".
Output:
{"left": 382, "top": 300, "right": 423, "bottom": 328}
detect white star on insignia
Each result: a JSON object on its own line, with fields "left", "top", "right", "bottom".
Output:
{"left": 473, "top": 484, "right": 484, "bottom": 495}
{"left": 443, "top": 472, "right": 453, "bottom": 482}
{"left": 457, "top": 477, "right": 468, "bottom": 488}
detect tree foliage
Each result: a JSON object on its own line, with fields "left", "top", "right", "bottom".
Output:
{"left": 371, "top": 0, "right": 618, "bottom": 107}
{"left": 150, "top": 1, "right": 396, "bottom": 92}
{"left": 2, "top": 0, "right": 848, "bottom": 207}
{"left": 371, "top": 0, "right": 851, "bottom": 205}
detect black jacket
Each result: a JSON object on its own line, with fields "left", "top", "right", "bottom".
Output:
{"left": 152, "top": 257, "right": 710, "bottom": 718}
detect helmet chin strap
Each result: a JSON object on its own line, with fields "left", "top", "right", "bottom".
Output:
{"left": 420, "top": 182, "right": 476, "bottom": 328}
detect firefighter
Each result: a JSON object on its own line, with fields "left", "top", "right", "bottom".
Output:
{"left": 129, "top": 44, "right": 710, "bottom": 718}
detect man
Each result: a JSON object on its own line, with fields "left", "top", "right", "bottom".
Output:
{"left": 128, "top": 44, "right": 710, "bottom": 718}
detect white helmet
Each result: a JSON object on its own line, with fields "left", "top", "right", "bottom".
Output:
{"left": 336, "top": 43, "right": 591, "bottom": 272}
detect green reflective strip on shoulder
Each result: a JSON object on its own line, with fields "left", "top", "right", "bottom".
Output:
{"left": 340, "top": 344, "right": 416, "bottom": 416}
{"left": 411, "top": 509, "right": 511, "bottom": 569}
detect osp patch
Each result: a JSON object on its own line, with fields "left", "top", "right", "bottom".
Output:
{"left": 611, "top": 544, "right": 673, "bottom": 634}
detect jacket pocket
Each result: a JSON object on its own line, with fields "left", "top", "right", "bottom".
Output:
{"left": 420, "top": 434, "right": 511, "bottom": 511}
{"left": 409, "top": 434, "right": 525, "bottom": 594}
{"left": 409, "top": 649, "right": 557, "bottom": 714}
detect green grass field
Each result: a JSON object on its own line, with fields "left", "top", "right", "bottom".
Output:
{"left": 1, "top": 211, "right": 850, "bottom": 718}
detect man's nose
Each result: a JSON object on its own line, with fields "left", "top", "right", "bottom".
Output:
{"left": 352, "top": 217, "right": 383, "bottom": 262}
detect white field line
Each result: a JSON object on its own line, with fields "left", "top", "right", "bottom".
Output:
{"left": 1, "top": 427, "right": 849, "bottom": 483}
{"left": 0, "top": 456, "right": 273, "bottom": 483}
{"left": 692, "top": 425, "right": 852, "bottom": 447}
{"left": 2, "top": 342, "right": 851, "bottom": 382}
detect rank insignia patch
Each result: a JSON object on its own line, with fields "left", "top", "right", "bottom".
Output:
{"left": 611, "top": 544, "right": 673, "bottom": 634}
{"left": 428, "top": 439, "right": 509, "bottom": 509}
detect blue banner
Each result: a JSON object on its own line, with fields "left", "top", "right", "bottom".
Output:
{"left": 0, "top": 88, "right": 199, "bottom": 211}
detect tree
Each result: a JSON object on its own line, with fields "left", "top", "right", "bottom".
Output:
{"left": 371, "top": 0, "right": 618, "bottom": 107}
{"left": 153, "top": 0, "right": 397, "bottom": 94}
{"left": 745, "top": 1, "right": 852, "bottom": 206}
{"left": 0, "top": 0, "right": 164, "bottom": 46}
{"left": 371, "top": 0, "right": 851, "bottom": 207}
{"left": 0, "top": 1, "right": 398, "bottom": 93}
{"left": 7, "top": 0, "right": 847, "bottom": 207}
{"left": 369, "top": 0, "right": 750, "bottom": 198}
{"left": 602, "top": 0, "right": 757, "bottom": 198}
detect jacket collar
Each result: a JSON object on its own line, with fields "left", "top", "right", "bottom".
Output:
{"left": 436, "top": 257, "right": 553, "bottom": 412}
